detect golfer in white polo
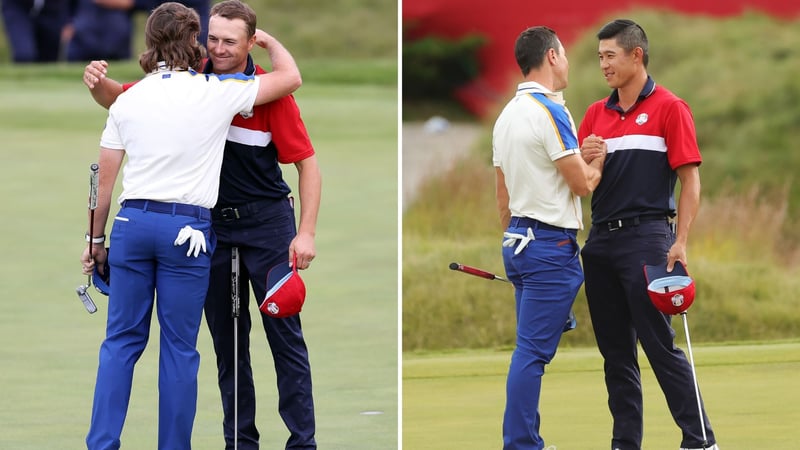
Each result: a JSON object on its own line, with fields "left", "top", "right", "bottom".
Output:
{"left": 79, "top": 3, "right": 302, "bottom": 449}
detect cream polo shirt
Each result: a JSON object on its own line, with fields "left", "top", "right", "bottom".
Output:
{"left": 492, "top": 81, "right": 583, "bottom": 229}
{"left": 100, "top": 68, "right": 260, "bottom": 209}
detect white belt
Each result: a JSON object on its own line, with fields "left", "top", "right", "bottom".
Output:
{"left": 503, "top": 227, "right": 535, "bottom": 255}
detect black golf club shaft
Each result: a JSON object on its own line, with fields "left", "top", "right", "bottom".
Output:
{"left": 231, "top": 246, "right": 240, "bottom": 450}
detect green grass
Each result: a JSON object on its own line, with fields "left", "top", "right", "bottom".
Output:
{"left": 403, "top": 340, "right": 800, "bottom": 449}
{"left": 0, "top": 60, "right": 398, "bottom": 449}
{"left": 0, "top": 56, "right": 396, "bottom": 87}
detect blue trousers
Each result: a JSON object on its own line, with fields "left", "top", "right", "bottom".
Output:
{"left": 205, "top": 197, "right": 315, "bottom": 450}
{"left": 501, "top": 220, "right": 583, "bottom": 450}
{"left": 581, "top": 220, "right": 715, "bottom": 450}
{"left": 86, "top": 202, "right": 215, "bottom": 450}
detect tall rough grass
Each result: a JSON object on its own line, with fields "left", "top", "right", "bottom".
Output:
{"left": 403, "top": 153, "right": 800, "bottom": 351}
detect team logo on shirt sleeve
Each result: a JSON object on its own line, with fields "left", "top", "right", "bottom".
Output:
{"left": 635, "top": 113, "right": 649, "bottom": 126}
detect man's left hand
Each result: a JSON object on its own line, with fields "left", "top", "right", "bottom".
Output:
{"left": 289, "top": 232, "right": 316, "bottom": 270}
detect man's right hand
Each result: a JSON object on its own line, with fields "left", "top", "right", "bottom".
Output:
{"left": 81, "top": 244, "right": 108, "bottom": 276}
{"left": 580, "top": 134, "right": 607, "bottom": 164}
{"left": 82, "top": 61, "right": 124, "bottom": 109}
{"left": 84, "top": 60, "right": 109, "bottom": 90}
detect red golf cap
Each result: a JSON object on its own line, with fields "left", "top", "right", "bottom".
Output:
{"left": 259, "top": 258, "right": 306, "bottom": 318}
{"left": 643, "top": 261, "right": 695, "bottom": 315}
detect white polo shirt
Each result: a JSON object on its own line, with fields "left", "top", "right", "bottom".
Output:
{"left": 100, "top": 68, "right": 260, "bottom": 209}
{"left": 492, "top": 81, "right": 583, "bottom": 229}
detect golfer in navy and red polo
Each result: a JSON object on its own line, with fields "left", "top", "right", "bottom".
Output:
{"left": 578, "top": 19, "right": 718, "bottom": 450}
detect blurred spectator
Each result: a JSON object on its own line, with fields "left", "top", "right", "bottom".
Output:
{"left": 1, "top": 0, "right": 68, "bottom": 62}
{"left": 65, "top": 0, "right": 209, "bottom": 62}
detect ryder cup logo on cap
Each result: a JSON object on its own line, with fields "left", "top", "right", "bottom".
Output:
{"left": 643, "top": 261, "right": 695, "bottom": 315}
{"left": 259, "top": 257, "right": 306, "bottom": 318}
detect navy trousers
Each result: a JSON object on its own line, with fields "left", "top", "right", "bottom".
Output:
{"left": 581, "top": 220, "right": 715, "bottom": 450}
{"left": 205, "top": 197, "right": 315, "bottom": 450}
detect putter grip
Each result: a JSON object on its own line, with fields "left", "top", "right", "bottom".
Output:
{"left": 88, "top": 163, "right": 99, "bottom": 210}
{"left": 231, "top": 247, "right": 240, "bottom": 318}
{"left": 450, "top": 262, "right": 496, "bottom": 280}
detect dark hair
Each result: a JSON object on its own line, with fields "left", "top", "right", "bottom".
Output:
{"left": 514, "top": 26, "right": 561, "bottom": 76}
{"left": 210, "top": 0, "right": 257, "bottom": 38}
{"left": 139, "top": 2, "right": 206, "bottom": 73}
{"left": 597, "top": 19, "right": 649, "bottom": 67}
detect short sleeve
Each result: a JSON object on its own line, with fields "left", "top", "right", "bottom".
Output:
{"left": 99, "top": 112, "right": 124, "bottom": 150}
{"left": 664, "top": 99, "right": 702, "bottom": 169}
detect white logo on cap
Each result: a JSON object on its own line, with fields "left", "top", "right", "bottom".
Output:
{"left": 671, "top": 293, "right": 684, "bottom": 307}
{"left": 267, "top": 302, "right": 279, "bottom": 315}
{"left": 635, "top": 113, "right": 648, "bottom": 125}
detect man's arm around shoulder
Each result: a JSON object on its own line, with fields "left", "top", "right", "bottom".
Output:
{"left": 83, "top": 60, "right": 124, "bottom": 109}
{"left": 253, "top": 31, "right": 302, "bottom": 106}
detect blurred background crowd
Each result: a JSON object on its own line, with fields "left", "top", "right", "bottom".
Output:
{"left": 1, "top": 0, "right": 208, "bottom": 63}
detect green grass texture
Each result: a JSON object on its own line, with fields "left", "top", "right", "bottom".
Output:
{"left": 404, "top": 340, "right": 800, "bottom": 449}
{"left": 0, "top": 61, "right": 398, "bottom": 449}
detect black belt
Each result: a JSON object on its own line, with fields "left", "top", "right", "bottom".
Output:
{"left": 508, "top": 216, "right": 577, "bottom": 234}
{"left": 122, "top": 199, "right": 211, "bottom": 220}
{"left": 212, "top": 197, "right": 286, "bottom": 222}
{"left": 599, "top": 214, "right": 668, "bottom": 231}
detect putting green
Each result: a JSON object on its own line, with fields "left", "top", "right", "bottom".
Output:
{"left": 0, "top": 64, "right": 398, "bottom": 450}
{"left": 404, "top": 341, "right": 800, "bottom": 449}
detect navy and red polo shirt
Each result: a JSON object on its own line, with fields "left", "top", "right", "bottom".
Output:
{"left": 204, "top": 55, "right": 315, "bottom": 206}
{"left": 578, "top": 76, "right": 702, "bottom": 224}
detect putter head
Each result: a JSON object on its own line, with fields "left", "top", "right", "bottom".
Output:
{"left": 76, "top": 285, "right": 98, "bottom": 314}
{"left": 563, "top": 309, "right": 577, "bottom": 333}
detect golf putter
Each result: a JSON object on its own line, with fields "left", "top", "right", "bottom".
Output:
{"left": 76, "top": 163, "right": 99, "bottom": 314}
{"left": 449, "top": 262, "right": 577, "bottom": 333}
{"left": 231, "top": 246, "right": 241, "bottom": 449}
{"left": 682, "top": 311, "right": 709, "bottom": 448}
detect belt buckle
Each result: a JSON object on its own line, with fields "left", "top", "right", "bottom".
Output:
{"left": 607, "top": 219, "right": 623, "bottom": 231}
{"left": 219, "top": 207, "right": 240, "bottom": 221}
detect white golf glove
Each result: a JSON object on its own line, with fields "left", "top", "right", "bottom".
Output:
{"left": 502, "top": 227, "right": 536, "bottom": 255}
{"left": 174, "top": 225, "right": 207, "bottom": 257}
